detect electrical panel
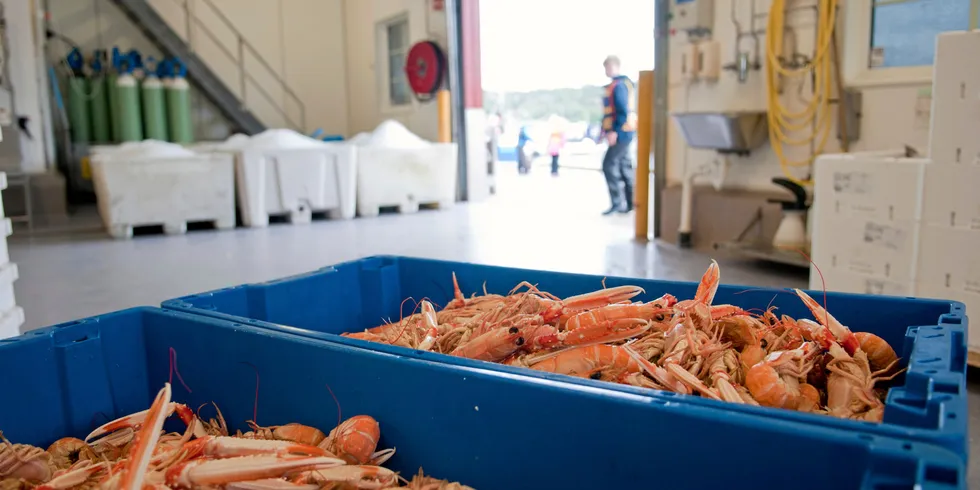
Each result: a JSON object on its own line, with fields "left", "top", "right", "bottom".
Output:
{"left": 671, "top": 0, "right": 714, "bottom": 34}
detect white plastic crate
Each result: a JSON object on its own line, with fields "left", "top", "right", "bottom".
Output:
{"left": 91, "top": 152, "right": 235, "bottom": 239}
{"left": 231, "top": 144, "right": 356, "bottom": 226}
{"left": 356, "top": 144, "right": 457, "bottom": 217}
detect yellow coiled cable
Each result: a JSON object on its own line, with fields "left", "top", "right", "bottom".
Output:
{"left": 765, "top": 0, "right": 839, "bottom": 186}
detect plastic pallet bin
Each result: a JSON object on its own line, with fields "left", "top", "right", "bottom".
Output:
{"left": 0, "top": 308, "right": 966, "bottom": 489}
{"left": 200, "top": 144, "right": 356, "bottom": 225}
{"left": 91, "top": 152, "right": 235, "bottom": 238}
{"left": 355, "top": 144, "right": 456, "bottom": 217}
{"left": 164, "top": 256, "right": 971, "bottom": 461}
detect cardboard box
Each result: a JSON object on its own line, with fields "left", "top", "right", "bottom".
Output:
{"left": 813, "top": 154, "right": 926, "bottom": 223}
{"left": 930, "top": 31, "right": 980, "bottom": 165}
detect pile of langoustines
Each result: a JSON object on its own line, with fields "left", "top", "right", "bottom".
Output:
{"left": 0, "top": 383, "right": 473, "bottom": 489}
{"left": 347, "top": 260, "right": 900, "bottom": 422}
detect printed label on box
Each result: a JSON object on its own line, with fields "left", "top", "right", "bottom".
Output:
{"left": 863, "top": 222, "right": 907, "bottom": 251}
{"left": 833, "top": 171, "right": 872, "bottom": 194}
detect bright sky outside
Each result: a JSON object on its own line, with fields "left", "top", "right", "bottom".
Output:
{"left": 480, "top": 0, "right": 656, "bottom": 92}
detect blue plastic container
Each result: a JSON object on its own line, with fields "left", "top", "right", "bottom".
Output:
{"left": 0, "top": 308, "right": 966, "bottom": 489}
{"left": 163, "top": 256, "right": 970, "bottom": 460}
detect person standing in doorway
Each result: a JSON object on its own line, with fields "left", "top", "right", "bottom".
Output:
{"left": 600, "top": 55, "right": 637, "bottom": 215}
{"left": 517, "top": 125, "right": 532, "bottom": 175}
{"left": 547, "top": 129, "right": 565, "bottom": 176}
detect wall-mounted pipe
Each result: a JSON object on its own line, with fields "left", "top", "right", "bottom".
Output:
{"left": 724, "top": 0, "right": 761, "bottom": 83}
{"left": 678, "top": 158, "right": 727, "bottom": 249}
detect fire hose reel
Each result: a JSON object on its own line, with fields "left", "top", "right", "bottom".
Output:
{"left": 404, "top": 40, "right": 445, "bottom": 101}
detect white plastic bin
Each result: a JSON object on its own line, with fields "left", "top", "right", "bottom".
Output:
{"left": 223, "top": 144, "right": 357, "bottom": 226}
{"left": 91, "top": 152, "right": 235, "bottom": 239}
{"left": 356, "top": 143, "right": 457, "bottom": 217}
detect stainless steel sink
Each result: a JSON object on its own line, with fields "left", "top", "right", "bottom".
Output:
{"left": 670, "top": 111, "right": 769, "bottom": 154}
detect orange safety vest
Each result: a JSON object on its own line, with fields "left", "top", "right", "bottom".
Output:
{"left": 603, "top": 78, "right": 638, "bottom": 133}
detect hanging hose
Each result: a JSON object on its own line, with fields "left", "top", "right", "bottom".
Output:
{"left": 765, "top": 0, "right": 839, "bottom": 186}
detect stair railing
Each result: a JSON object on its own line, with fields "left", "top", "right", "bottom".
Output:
{"left": 171, "top": 0, "right": 306, "bottom": 131}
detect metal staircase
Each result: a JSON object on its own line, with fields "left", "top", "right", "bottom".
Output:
{"left": 109, "top": 0, "right": 306, "bottom": 134}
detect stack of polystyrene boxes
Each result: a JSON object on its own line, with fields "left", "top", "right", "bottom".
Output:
{"left": 918, "top": 31, "right": 980, "bottom": 352}
{"left": 811, "top": 31, "right": 980, "bottom": 352}
{"left": 810, "top": 151, "right": 926, "bottom": 297}
{"left": 0, "top": 172, "right": 24, "bottom": 340}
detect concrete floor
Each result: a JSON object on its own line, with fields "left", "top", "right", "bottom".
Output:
{"left": 8, "top": 166, "right": 977, "bottom": 484}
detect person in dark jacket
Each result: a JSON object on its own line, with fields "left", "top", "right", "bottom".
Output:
{"left": 600, "top": 55, "right": 637, "bottom": 215}
{"left": 516, "top": 125, "right": 532, "bottom": 175}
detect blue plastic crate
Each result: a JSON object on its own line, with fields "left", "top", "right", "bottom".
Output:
{"left": 163, "top": 255, "right": 970, "bottom": 460}
{"left": 0, "top": 307, "right": 966, "bottom": 489}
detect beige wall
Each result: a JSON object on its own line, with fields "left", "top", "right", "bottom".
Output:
{"left": 46, "top": 0, "right": 349, "bottom": 137}
{"left": 667, "top": 0, "right": 931, "bottom": 191}
{"left": 343, "top": 0, "right": 446, "bottom": 141}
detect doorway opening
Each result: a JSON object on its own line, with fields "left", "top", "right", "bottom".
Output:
{"left": 478, "top": 0, "right": 655, "bottom": 231}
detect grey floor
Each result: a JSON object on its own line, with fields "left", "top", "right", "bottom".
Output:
{"left": 8, "top": 167, "right": 977, "bottom": 484}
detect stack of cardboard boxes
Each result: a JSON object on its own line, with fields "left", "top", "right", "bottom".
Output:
{"left": 810, "top": 31, "right": 980, "bottom": 353}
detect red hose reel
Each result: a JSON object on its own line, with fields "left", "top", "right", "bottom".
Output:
{"left": 404, "top": 40, "right": 445, "bottom": 101}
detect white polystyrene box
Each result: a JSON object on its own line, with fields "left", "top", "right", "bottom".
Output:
{"left": 91, "top": 152, "right": 235, "bottom": 238}
{"left": 811, "top": 267, "right": 915, "bottom": 297}
{"left": 0, "top": 262, "right": 18, "bottom": 314}
{"left": 810, "top": 217, "right": 919, "bottom": 282}
{"left": 930, "top": 31, "right": 980, "bottom": 165}
{"left": 0, "top": 305, "right": 24, "bottom": 340}
{"left": 917, "top": 282, "right": 980, "bottom": 350}
{"left": 0, "top": 172, "right": 7, "bottom": 219}
{"left": 918, "top": 224, "right": 980, "bottom": 296}
{"left": 922, "top": 163, "right": 980, "bottom": 229}
{"left": 0, "top": 218, "right": 13, "bottom": 266}
{"left": 231, "top": 144, "right": 357, "bottom": 226}
{"left": 813, "top": 152, "right": 926, "bottom": 223}
{"left": 356, "top": 144, "right": 458, "bottom": 217}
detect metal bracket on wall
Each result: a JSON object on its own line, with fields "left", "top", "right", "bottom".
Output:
{"left": 836, "top": 89, "right": 861, "bottom": 144}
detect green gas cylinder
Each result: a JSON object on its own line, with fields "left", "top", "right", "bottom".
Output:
{"left": 88, "top": 51, "right": 112, "bottom": 143}
{"left": 89, "top": 76, "right": 111, "bottom": 143}
{"left": 67, "top": 77, "right": 91, "bottom": 143}
{"left": 107, "top": 72, "right": 121, "bottom": 142}
{"left": 166, "top": 73, "right": 193, "bottom": 143}
{"left": 116, "top": 73, "right": 143, "bottom": 142}
{"left": 65, "top": 48, "right": 91, "bottom": 142}
{"left": 141, "top": 74, "right": 168, "bottom": 141}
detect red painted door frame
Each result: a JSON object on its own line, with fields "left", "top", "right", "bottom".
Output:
{"left": 459, "top": 0, "right": 482, "bottom": 109}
